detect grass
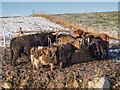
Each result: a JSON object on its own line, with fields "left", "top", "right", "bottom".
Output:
{"left": 32, "top": 11, "right": 119, "bottom": 40}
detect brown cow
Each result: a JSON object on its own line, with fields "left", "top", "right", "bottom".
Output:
{"left": 74, "top": 29, "right": 109, "bottom": 57}
{"left": 70, "top": 36, "right": 92, "bottom": 63}
{"left": 30, "top": 46, "right": 58, "bottom": 70}
{"left": 30, "top": 42, "right": 77, "bottom": 70}
{"left": 88, "top": 34, "right": 109, "bottom": 57}
{"left": 89, "top": 37, "right": 104, "bottom": 59}
{"left": 56, "top": 33, "right": 77, "bottom": 45}
{"left": 57, "top": 43, "right": 78, "bottom": 69}
{"left": 74, "top": 29, "right": 90, "bottom": 38}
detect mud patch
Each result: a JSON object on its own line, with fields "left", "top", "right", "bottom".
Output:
{"left": 1, "top": 48, "right": 120, "bottom": 88}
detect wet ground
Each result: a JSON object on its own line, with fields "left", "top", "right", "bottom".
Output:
{"left": 1, "top": 44, "right": 120, "bottom": 89}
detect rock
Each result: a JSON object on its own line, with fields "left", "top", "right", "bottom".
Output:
{"left": 73, "top": 80, "right": 79, "bottom": 88}
{"left": 19, "top": 79, "right": 29, "bottom": 88}
{"left": 56, "top": 82, "right": 64, "bottom": 88}
{"left": 88, "top": 77, "right": 111, "bottom": 88}
{"left": 2, "top": 81, "right": 12, "bottom": 89}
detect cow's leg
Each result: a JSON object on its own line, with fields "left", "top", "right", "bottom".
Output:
{"left": 24, "top": 49, "right": 31, "bottom": 61}
{"left": 11, "top": 50, "right": 21, "bottom": 66}
{"left": 100, "top": 46, "right": 104, "bottom": 59}
{"left": 96, "top": 45, "right": 101, "bottom": 60}
{"left": 60, "top": 62, "right": 62, "bottom": 70}
{"left": 50, "top": 63, "right": 54, "bottom": 71}
{"left": 10, "top": 50, "right": 14, "bottom": 65}
{"left": 106, "top": 45, "right": 109, "bottom": 58}
{"left": 33, "top": 59, "right": 35, "bottom": 69}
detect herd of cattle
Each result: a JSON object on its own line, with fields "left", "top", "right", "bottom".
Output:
{"left": 10, "top": 29, "right": 109, "bottom": 70}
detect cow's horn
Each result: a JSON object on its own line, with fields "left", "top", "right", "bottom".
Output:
{"left": 52, "top": 32, "right": 58, "bottom": 35}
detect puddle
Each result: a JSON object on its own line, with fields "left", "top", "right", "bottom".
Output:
{"left": 116, "top": 60, "right": 120, "bottom": 64}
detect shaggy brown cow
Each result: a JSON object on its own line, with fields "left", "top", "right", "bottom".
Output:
{"left": 89, "top": 37, "right": 103, "bottom": 59}
{"left": 57, "top": 43, "right": 78, "bottom": 69}
{"left": 30, "top": 42, "right": 77, "bottom": 70}
{"left": 74, "top": 29, "right": 89, "bottom": 38}
{"left": 56, "top": 33, "right": 77, "bottom": 45}
{"left": 10, "top": 32, "right": 56, "bottom": 66}
{"left": 74, "top": 29, "right": 109, "bottom": 57}
{"left": 30, "top": 46, "right": 58, "bottom": 70}
{"left": 89, "top": 36, "right": 110, "bottom": 59}
{"left": 70, "top": 36, "right": 91, "bottom": 63}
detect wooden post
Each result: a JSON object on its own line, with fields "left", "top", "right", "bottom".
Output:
{"left": 19, "top": 27, "right": 22, "bottom": 35}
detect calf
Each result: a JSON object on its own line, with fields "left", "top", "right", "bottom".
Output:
{"left": 30, "top": 46, "right": 58, "bottom": 70}
{"left": 30, "top": 42, "right": 77, "bottom": 70}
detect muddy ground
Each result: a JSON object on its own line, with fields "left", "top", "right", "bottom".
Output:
{"left": 1, "top": 45, "right": 120, "bottom": 89}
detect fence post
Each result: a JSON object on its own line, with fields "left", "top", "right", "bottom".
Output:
{"left": 19, "top": 27, "right": 22, "bottom": 35}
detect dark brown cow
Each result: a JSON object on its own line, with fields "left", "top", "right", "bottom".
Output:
{"left": 56, "top": 33, "right": 77, "bottom": 45}
{"left": 10, "top": 32, "right": 56, "bottom": 66}
{"left": 74, "top": 29, "right": 109, "bottom": 57}
{"left": 89, "top": 37, "right": 103, "bottom": 59}
{"left": 30, "top": 42, "right": 77, "bottom": 70}
{"left": 30, "top": 46, "right": 58, "bottom": 70}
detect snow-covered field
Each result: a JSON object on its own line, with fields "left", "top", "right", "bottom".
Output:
{"left": 0, "top": 16, "right": 70, "bottom": 46}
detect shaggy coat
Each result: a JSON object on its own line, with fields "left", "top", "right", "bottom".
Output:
{"left": 74, "top": 29, "right": 89, "bottom": 38}
{"left": 56, "top": 34, "right": 77, "bottom": 45}
{"left": 30, "top": 43, "right": 77, "bottom": 70}
{"left": 89, "top": 37, "right": 105, "bottom": 59}
{"left": 70, "top": 36, "right": 91, "bottom": 63}
{"left": 10, "top": 32, "right": 56, "bottom": 66}
{"left": 30, "top": 46, "right": 58, "bottom": 70}
{"left": 74, "top": 29, "right": 109, "bottom": 57}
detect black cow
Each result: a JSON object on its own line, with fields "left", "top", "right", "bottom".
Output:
{"left": 89, "top": 37, "right": 104, "bottom": 60}
{"left": 10, "top": 32, "right": 56, "bottom": 66}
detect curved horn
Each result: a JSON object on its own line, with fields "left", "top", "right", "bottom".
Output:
{"left": 48, "top": 37, "right": 51, "bottom": 46}
{"left": 58, "top": 38, "right": 63, "bottom": 45}
{"left": 87, "top": 36, "right": 90, "bottom": 47}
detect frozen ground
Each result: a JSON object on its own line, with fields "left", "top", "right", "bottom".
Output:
{"left": 0, "top": 16, "right": 70, "bottom": 46}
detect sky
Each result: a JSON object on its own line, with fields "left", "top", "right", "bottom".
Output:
{"left": 1, "top": 2, "right": 119, "bottom": 17}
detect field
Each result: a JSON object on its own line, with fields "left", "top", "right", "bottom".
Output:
{"left": 1, "top": 11, "right": 120, "bottom": 89}
{"left": 52, "top": 11, "right": 118, "bottom": 35}
{"left": 32, "top": 12, "right": 119, "bottom": 39}
{"left": 0, "top": 16, "right": 69, "bottom": 47}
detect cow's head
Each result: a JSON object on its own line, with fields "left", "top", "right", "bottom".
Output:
{"left": 74, "top": 29, "right": 84, "bottom": 37}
